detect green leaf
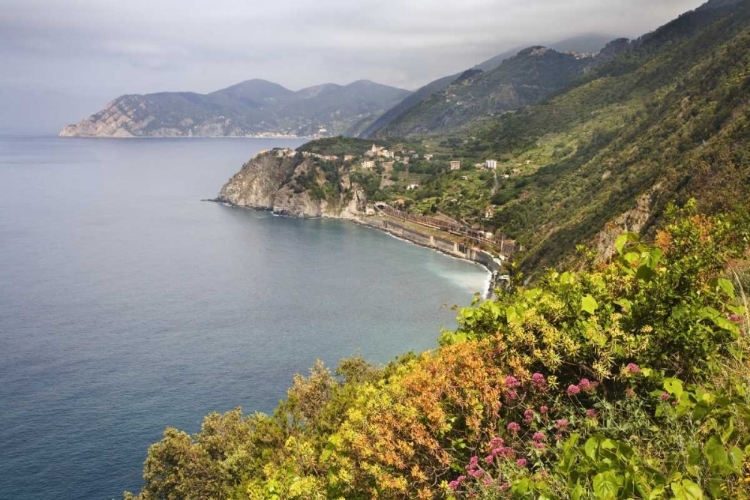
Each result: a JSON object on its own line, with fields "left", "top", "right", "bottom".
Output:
{"left": 506, "top": 306, "right": 519, "bottom": 323}
{"left": 647, "top": 486, "right": 665, "bottom": 499}
{"left": 670, "top": 479, "right": 704, "bottom": 500}
{"left": 585, "top": 436, "right": 600, "bottom": 461}
{"left": 716, "top": 278, "right": 736, "bottom": 299}
{"left": 721, "top": 418, "right": 735, "bottom": 444}
{"left": 664, "top": 378, "right": 684, "bottom": 398}
{"left": 614, "top": 298, "right": 632, "bottom": 312}
{"left": 512, "top": 478, "right": 530, "bottom": 495}
{"left": 706, "top": 478, "right": 724, "bottom": 499}
{"left": 704, "top": 435, "right": 729, "bottom": 473}
{"left": 581, "top": 295, "right": 599, "bottom": 315}
{"left": 692, "top": 401, "right": 711, "bottom": 422}
{"left": 614, "top": 233, "right": 630, "bottom": 255}
{"left": 636, "top": 264, "right": 656, "bottom": 281}
{"left": 571, "top": 483, "right": 585, "bottom": 500}
{"left": 729, "top": 446, "right": 743, "bottom": 474}
{"left": 593, "top": 471, "right": 621, "bottom": 500}
{"left": 688, "top": 446, "right": 702, "bottom": 467}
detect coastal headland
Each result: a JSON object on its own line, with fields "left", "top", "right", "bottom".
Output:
{"left": 209, "top": 146, "right": 514, "bottom": 294}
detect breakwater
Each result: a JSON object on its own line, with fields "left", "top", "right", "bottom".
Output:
{"left": 355, "top": 217, "right": 502, "bottom": 296}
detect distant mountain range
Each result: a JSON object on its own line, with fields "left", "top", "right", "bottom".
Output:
{"left": 59, "top": 80, "right": 410, "bottom": 138}
{"left": 60, "top": 34, "right": 618, "bottom": 139}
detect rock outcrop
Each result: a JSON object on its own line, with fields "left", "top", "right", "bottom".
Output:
{"left": 216, "top": 149, "right": 366, "bottom": 219}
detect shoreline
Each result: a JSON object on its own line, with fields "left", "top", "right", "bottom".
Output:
{"left": 351, "top": 216, "right": 500, "bottom": 299}
{"left": 206, "top": 199, "right": 499, "bottom": 298}
{"left": 355, "top": 219, "right": 495, "bottom": 298}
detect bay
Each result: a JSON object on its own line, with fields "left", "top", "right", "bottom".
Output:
{"left": 0, "top": 137, "right": 488, "bottom": 499}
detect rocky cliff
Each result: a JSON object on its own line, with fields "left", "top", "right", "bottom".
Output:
{"left": 216, "top": 149, "right": 367, "bottom": 219}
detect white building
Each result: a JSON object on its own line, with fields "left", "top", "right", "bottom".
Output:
{"left": 406, "top": 184, "right": 420, "bottom": 190}
{"left": 361, "top": 160, "right": 375, "bottom": 170}
{"left": 450, "top": 161, "right": 461, "bottom": 171}
{"left": 486, "top": 160, "right": 498, "bottom": 170}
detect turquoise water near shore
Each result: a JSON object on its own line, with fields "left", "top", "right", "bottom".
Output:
{"left": 0, "top": 137, "right": 488, "bottom": 499}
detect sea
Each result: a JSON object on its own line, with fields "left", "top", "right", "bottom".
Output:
{"left": 0, "top": 136, "right": 489, "bottom": 500}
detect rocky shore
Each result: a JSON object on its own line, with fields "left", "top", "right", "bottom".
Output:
{"left": 211, "top": 148, "right": 506, "bottom": 296}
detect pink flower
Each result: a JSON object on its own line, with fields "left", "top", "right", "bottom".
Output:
{"left": 578, "top": 378, "right": 596, "bottom": 392}
{"left": 660, "top": 392, "right": 670, "bottom": 401}
{"left": 498, "top": 482, "right": 510, "bottom": 491}
{"left": 532, "top": 432, "right": 545, "bottom": 441}
{"left": 483, "top": 477, "right": 494, "bottom": 487}
{"left": 532, "top": 441, "right": 546, "bottom": 450}
{"left": 555, "top": 434, "right": 563, "bottom": 441}
{"left": 507, "top": 421, "right": 521, "bottom": 432}
{"left": 555, "top": 419, "right": 568, "bottom": 430}
{"left": 469, "top": 469, "right": 484, "bottom": 478}
{"left": 516, "top": 458, "right": 528, "bottom": 467}
{"left": 539, "top": 405, "right": 549, "bottom": 414}
{"left": 493, "top": 446, "right": 514, "bottom": 458}
{"left": 586, "top": 409, "right": 598, "bottom": 419}
{"left": 505, "top": 375, "right": 521, "bottom": 388}
{"left": 729, "top": 314, "right": 742, "bottom": 323}
{"left": 484, "top": 455, "right": 495, "bottom": 464}
{"left": 490, "top": 437, "right": 505, "bottom": 448}
{"left": 524, "top": 409, "right": 535, "bottom": 423}
{"left": 449, "top": 475, "right": 466, "bottom": 491}
{"left": 466, "top": 456, "right": 479, "bottom": 470}
{"left": 531, "top": 372, "right": 547, "bottom": 389}
{"left": 505, "top": 389, "right": 518, "bottom": 401}
{"left": 567, "top": 384, "right": 581, "bottom": 396}
{"left": 627, "top": 363, "right": 641, "bottom": 374}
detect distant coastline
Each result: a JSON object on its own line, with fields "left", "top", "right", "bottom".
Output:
{"left": 59, "top": 133, "right": 317, "bottom": 139}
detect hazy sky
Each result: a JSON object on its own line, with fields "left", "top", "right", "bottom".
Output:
{"left": 1, "top": 0, "right": 704, "bottom": 133}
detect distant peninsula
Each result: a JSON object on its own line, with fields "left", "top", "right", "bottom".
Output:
{"left": 59, "top": 79, "right": 410, "bottom": 138}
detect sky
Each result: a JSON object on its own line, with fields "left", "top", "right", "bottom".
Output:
{"left": 1, "top": 0, "right": 704, "bottom": 134}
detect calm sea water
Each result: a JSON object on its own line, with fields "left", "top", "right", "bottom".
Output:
{"left": 0, "top": 137, "right": 488, "bottom": 500}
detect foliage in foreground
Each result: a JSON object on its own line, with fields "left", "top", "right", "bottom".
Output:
{"left": 126, "top": 206, "right": 750, "bottom": 499}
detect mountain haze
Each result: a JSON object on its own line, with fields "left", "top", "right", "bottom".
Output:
{"left": 370, "top": 47, "right": 595, "bottom": 138}
{"left": 60, "top": 80, "right": 410, "bottom": 138}
{"left": 361, "top": 34, "right": 617, "bottom": 138}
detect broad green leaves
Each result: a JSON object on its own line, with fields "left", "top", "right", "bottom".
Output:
{"left": 581, "top": 295, "right": 599, "bottom": 315}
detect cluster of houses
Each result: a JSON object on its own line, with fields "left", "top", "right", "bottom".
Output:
{"left": 360, "top": 144, "right": 426, "bottom": 170}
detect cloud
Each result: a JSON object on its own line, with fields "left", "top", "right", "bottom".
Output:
{"left": 0, "top": 0, "right": 705, "bottom": 132}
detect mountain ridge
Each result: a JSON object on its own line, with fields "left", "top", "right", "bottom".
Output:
{"left": 60, "top": 79, "right": 410, "bottom": 138}
{"left": 361, "top": 34, "right": 617, "bottom": 138}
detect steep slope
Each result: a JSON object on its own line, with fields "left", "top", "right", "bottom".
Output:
{"left": 359, "top": 73, "right": 461, "bottom": 137}
{"left": 60, "top": 79, "right": 409, "bottom": 138}
{"left": 468, "top": 0, "right": 750, "bottom": 270}
{"left": 362, "top": 34, "right": 616, "bottom": 138}
{"left": 372, "top": 47, "right": 594, "bottom": 138}
{"left": 305, "top": 0, "right": 750, "bottom": 275}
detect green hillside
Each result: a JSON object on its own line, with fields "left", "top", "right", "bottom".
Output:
{"left": 351, "top": 0, "right": 750, "bottom": 275}
{"left": 372, "top": 47, "right": 594, "bottom": 138}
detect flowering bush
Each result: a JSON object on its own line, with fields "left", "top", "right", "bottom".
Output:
{"left": 125, "top": 206, "right": 750, "bottom": 500}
